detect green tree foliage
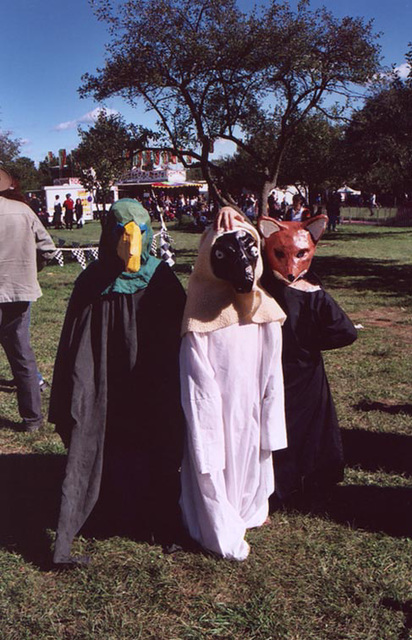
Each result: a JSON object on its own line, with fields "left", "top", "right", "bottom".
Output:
{"left": 0, "top": 129, "right": 21, "bottom": 166}
{"left": 0, "top": 130, "right": 42, "bottom": 193}
{"left": 278, "top": 114, "right": 344, "bottom": 203}
{"left": 73, "top": 110, "right": 149, "bottom": 215}
{"left": 343, "top": 74, "right": 412, "bottom": 199}
{"left": 81, "top": 0, "right": 381, "bottom": 213}
{"left": 218, "top": 114, "right": 344, "bottom": 205}
{"left": 38, "top": 152, "right": 76, "bottom": 187}
{"left": 11, "top": 156, "right": 41, "bottom": 193}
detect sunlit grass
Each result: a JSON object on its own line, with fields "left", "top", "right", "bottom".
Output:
{"left": 0, "top": 223, "right": 411, "bottom": 640}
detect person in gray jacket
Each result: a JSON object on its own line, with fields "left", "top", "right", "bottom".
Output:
{"left": 0, "top": 167, "right": 56, "bottom": 431}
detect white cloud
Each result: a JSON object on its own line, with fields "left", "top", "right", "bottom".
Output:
{"left": 394, "top": 63, "right": 411, "bottom": 79}
{"left": 375, "top": 62, "right": 411, "bottom": 83}
{"left": 54, "top": 107, "right": 119, "bottom": 131}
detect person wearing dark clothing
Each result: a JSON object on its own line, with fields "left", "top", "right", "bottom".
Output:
{"left": 49, "top": 199, "right": 186, "bottom": 564}
{"left": 29, "top": 194, "right": 41, "bottom": 215}
{"left": 261, "top": 272, "right": 357, "bottom": 503}
{"left": 284, "top": 194, "right": 311, "bottom": 222}
{"left": 326, "top": 193, "right": 341, "bottom": 232}
{"left": 53, "top": 195, "right": 63, "bottom": 229}
{"left": 268, "top": 193, "right": 282, "bottom": 219}
{"left": 74, "top": 198, "right": 83, "bottom": 228}
{"left": 257, "top": 214, "right": 357, "bottom": 504}
{"left": 63, "top": 194, "right": 74, "bottom": 230}
{"left": 217, "top": 207, "right": 357, "bottom": 507}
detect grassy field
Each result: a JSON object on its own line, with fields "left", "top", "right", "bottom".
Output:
{"left": 0, "top": 222, "right": 411, "bottom": 640}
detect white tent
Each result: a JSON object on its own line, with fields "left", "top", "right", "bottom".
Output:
{"left": 338, "top": 185, "right": 361, "bottom": 195}
{"left": 337, "top": 185, "right": 361, "bottom": 202}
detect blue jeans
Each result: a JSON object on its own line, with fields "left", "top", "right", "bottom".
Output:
{"left": 0, "top": 302, "right": 43, "bottom": 427}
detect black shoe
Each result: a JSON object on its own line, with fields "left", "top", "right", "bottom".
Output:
{"left": 21, "top": 420, "right": 43, "bottom": 433}
{"left": 2, "top": 378, "right": 17, "bottom": 388}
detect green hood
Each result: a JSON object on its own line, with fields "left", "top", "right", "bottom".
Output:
{"left": 99, "top": 199, "right": 161, "bottom": 295}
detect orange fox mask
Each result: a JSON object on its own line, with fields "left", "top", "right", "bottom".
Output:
{"left": 258, "top": 215, "right": 328, "bottom": 284}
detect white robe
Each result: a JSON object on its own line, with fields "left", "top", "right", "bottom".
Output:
{"left": 179, "top": 322, "right": 287, "bottom": 561}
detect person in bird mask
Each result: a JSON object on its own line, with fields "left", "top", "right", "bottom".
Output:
{"left": 50, "top": 199, "right": 186, "bottom": 565}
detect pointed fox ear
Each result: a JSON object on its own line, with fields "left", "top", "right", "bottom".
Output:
{"left": 258, "top": 216, "right": 285, "bottom": 238}
{"left": 303, "top": 215, "right": 328, "bottom": 243}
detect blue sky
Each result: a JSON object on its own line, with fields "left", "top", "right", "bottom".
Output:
{"left": 1, "top": 0, "right": 411, "bottom": 165}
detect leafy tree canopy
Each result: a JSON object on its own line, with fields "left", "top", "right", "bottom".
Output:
{"left": 343, "top": 67, "right": 412, "bottom": 198}
{"left": 278, "top": 114, "right": 344, "bottom": 200}
{"left": 81, "top": 0, "right": 381, "bottom": 212}
{"left": 73, "top": 110, "right": 151, "bottom": 213}
{"left": 11, "top": 157, "right": 41, "bottom": 193}
{"left": 217, "top": 113, "right": 344, "bottom": 203}
{"left": 0, "top": 129, "right": 21, "bottom": 167}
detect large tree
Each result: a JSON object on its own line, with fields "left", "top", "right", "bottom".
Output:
{"left": 73, "top": 110, "right": 150, "bottom": 215}
{"left": 218, "top": 113, "right": 345, "bottom": 204}
{"left": 0, "top": 129, "right": 21, "bottom": 166}
{"left": 11, "top": 157, "right": 41, "bottom": 193}
{"left": 278, "top": 114, "right": 345, "bottom": 202}
{"left": 81, "top": 0, "right": 381, "bottom": 214}
{"left": 342, "top": 74, "right": 412, "bottom": 200}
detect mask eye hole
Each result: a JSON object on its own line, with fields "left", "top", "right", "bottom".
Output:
{"left": 297, "top": 250, "right": 307, "bottom": 259}
{"left": 214, "top": 249, "right": 225, "bottom": 260}
{"left": 274, "top": 250, "right": 284, "bottom": 259}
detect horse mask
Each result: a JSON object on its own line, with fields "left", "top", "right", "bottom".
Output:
{"left": 210, "top": 229, "right": 259, "bottom": 293}
{"left": 258, "top": 215, "right": 328, "bottom": 284}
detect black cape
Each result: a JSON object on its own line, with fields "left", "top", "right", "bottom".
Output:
{"left": 49, "top": 260, "right": 186, "bottom": 562}
{"left": 261, "top": 272, "right": 357, "bottom": 502}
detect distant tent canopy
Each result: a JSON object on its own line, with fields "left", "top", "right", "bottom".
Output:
{"left": 337, "top": 185, "right": 361, "bottom": 195}
{"left": 151, "top": 182, "right": 205, "bottom": 189}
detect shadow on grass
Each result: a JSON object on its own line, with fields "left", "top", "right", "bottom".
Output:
{"left": 271, "top": 427, "right": 412, "bottom": 538}
{"left": 313, "top": 256, "right": 412, "bottom": 298}
{"left": 173, "top": 263, "right": 194, "bottom": 277}
{"left": 322, "top": 229, "right": 411, "bottom": 242}
{"left": 0, "top": 453, "right": 185, "bottom": 569}
{"left": 0, "top": 453, "right": 65, "bottom": 569}
{"left": 380, "top": 598, "right": 412, "bottom": 640}
{"left": 304, "top": 427, "right": 412, "bottom": 538}
{"left": 341, "top": 428, "right": 412, "bottom": 476}
{"left": 0, "top": 378, "right": 16, "bottom": 394}
{"left": 0, "top": 417, "right": 21, "bottom": 430}
{"left": 315, "top": 483, "right": 412, "bottom": 538}
{"left": 354, "top": 400, "right": 412, "bottom": 416}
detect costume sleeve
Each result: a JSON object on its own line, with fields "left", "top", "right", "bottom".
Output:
{"left": 315, "top": 290, "right": 357, "bottom": 351}
{"left": 32, "top": 214, "right": 57, "bottom": 266}
{"left": 48, "top": 274, "right": 108, "bottom": 449}
{"left": 180, "top": 332, "right": 225, "bottom": 474}
{"left": 48, "top": 283, "right": 109, "bottom": 563}
{"left": 136, "top": 264, "right": 186, "bottom": 469}
{"left": 260, "top": 322, "right": 287, "bottom": 452}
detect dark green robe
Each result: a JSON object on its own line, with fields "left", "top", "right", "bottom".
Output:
{"left": 49, "top": 260, "right": 186, "bottom": 563}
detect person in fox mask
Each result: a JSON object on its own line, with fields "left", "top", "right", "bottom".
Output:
{"left": 179, "top": 219, "right": 287, "bottom": 560}
{"left": 217, "top": 208, "right": 357, "bottom": 507}
{"left": 49, "top": 199, "right": 186, "bottom": 564}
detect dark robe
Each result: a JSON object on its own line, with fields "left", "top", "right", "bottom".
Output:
{"left": 261, "top": 271, "right": 357, "bottom": 503}
{"left": 49, "top": 260, "right": 186, "bottom": 562}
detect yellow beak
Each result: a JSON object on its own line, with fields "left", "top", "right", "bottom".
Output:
{"left": 116, "top": 221, "right": 142, "bottom": 272}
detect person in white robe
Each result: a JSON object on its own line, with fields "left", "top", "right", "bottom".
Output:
{"left": 179, "top": 219, "right": 287, "bottom": 561}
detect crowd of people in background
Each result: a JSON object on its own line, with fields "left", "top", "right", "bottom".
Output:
{"left": 242, "top": 191, "right": 342, "bottom": 231}
{"left": 141, "top": 191, "right": 214, "bottom": 230}
{"left": 27, "top": 193, "right": 85, "bottom": 230}
{"left": 25, "top": 186, "right": 347, "bottom": 235}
